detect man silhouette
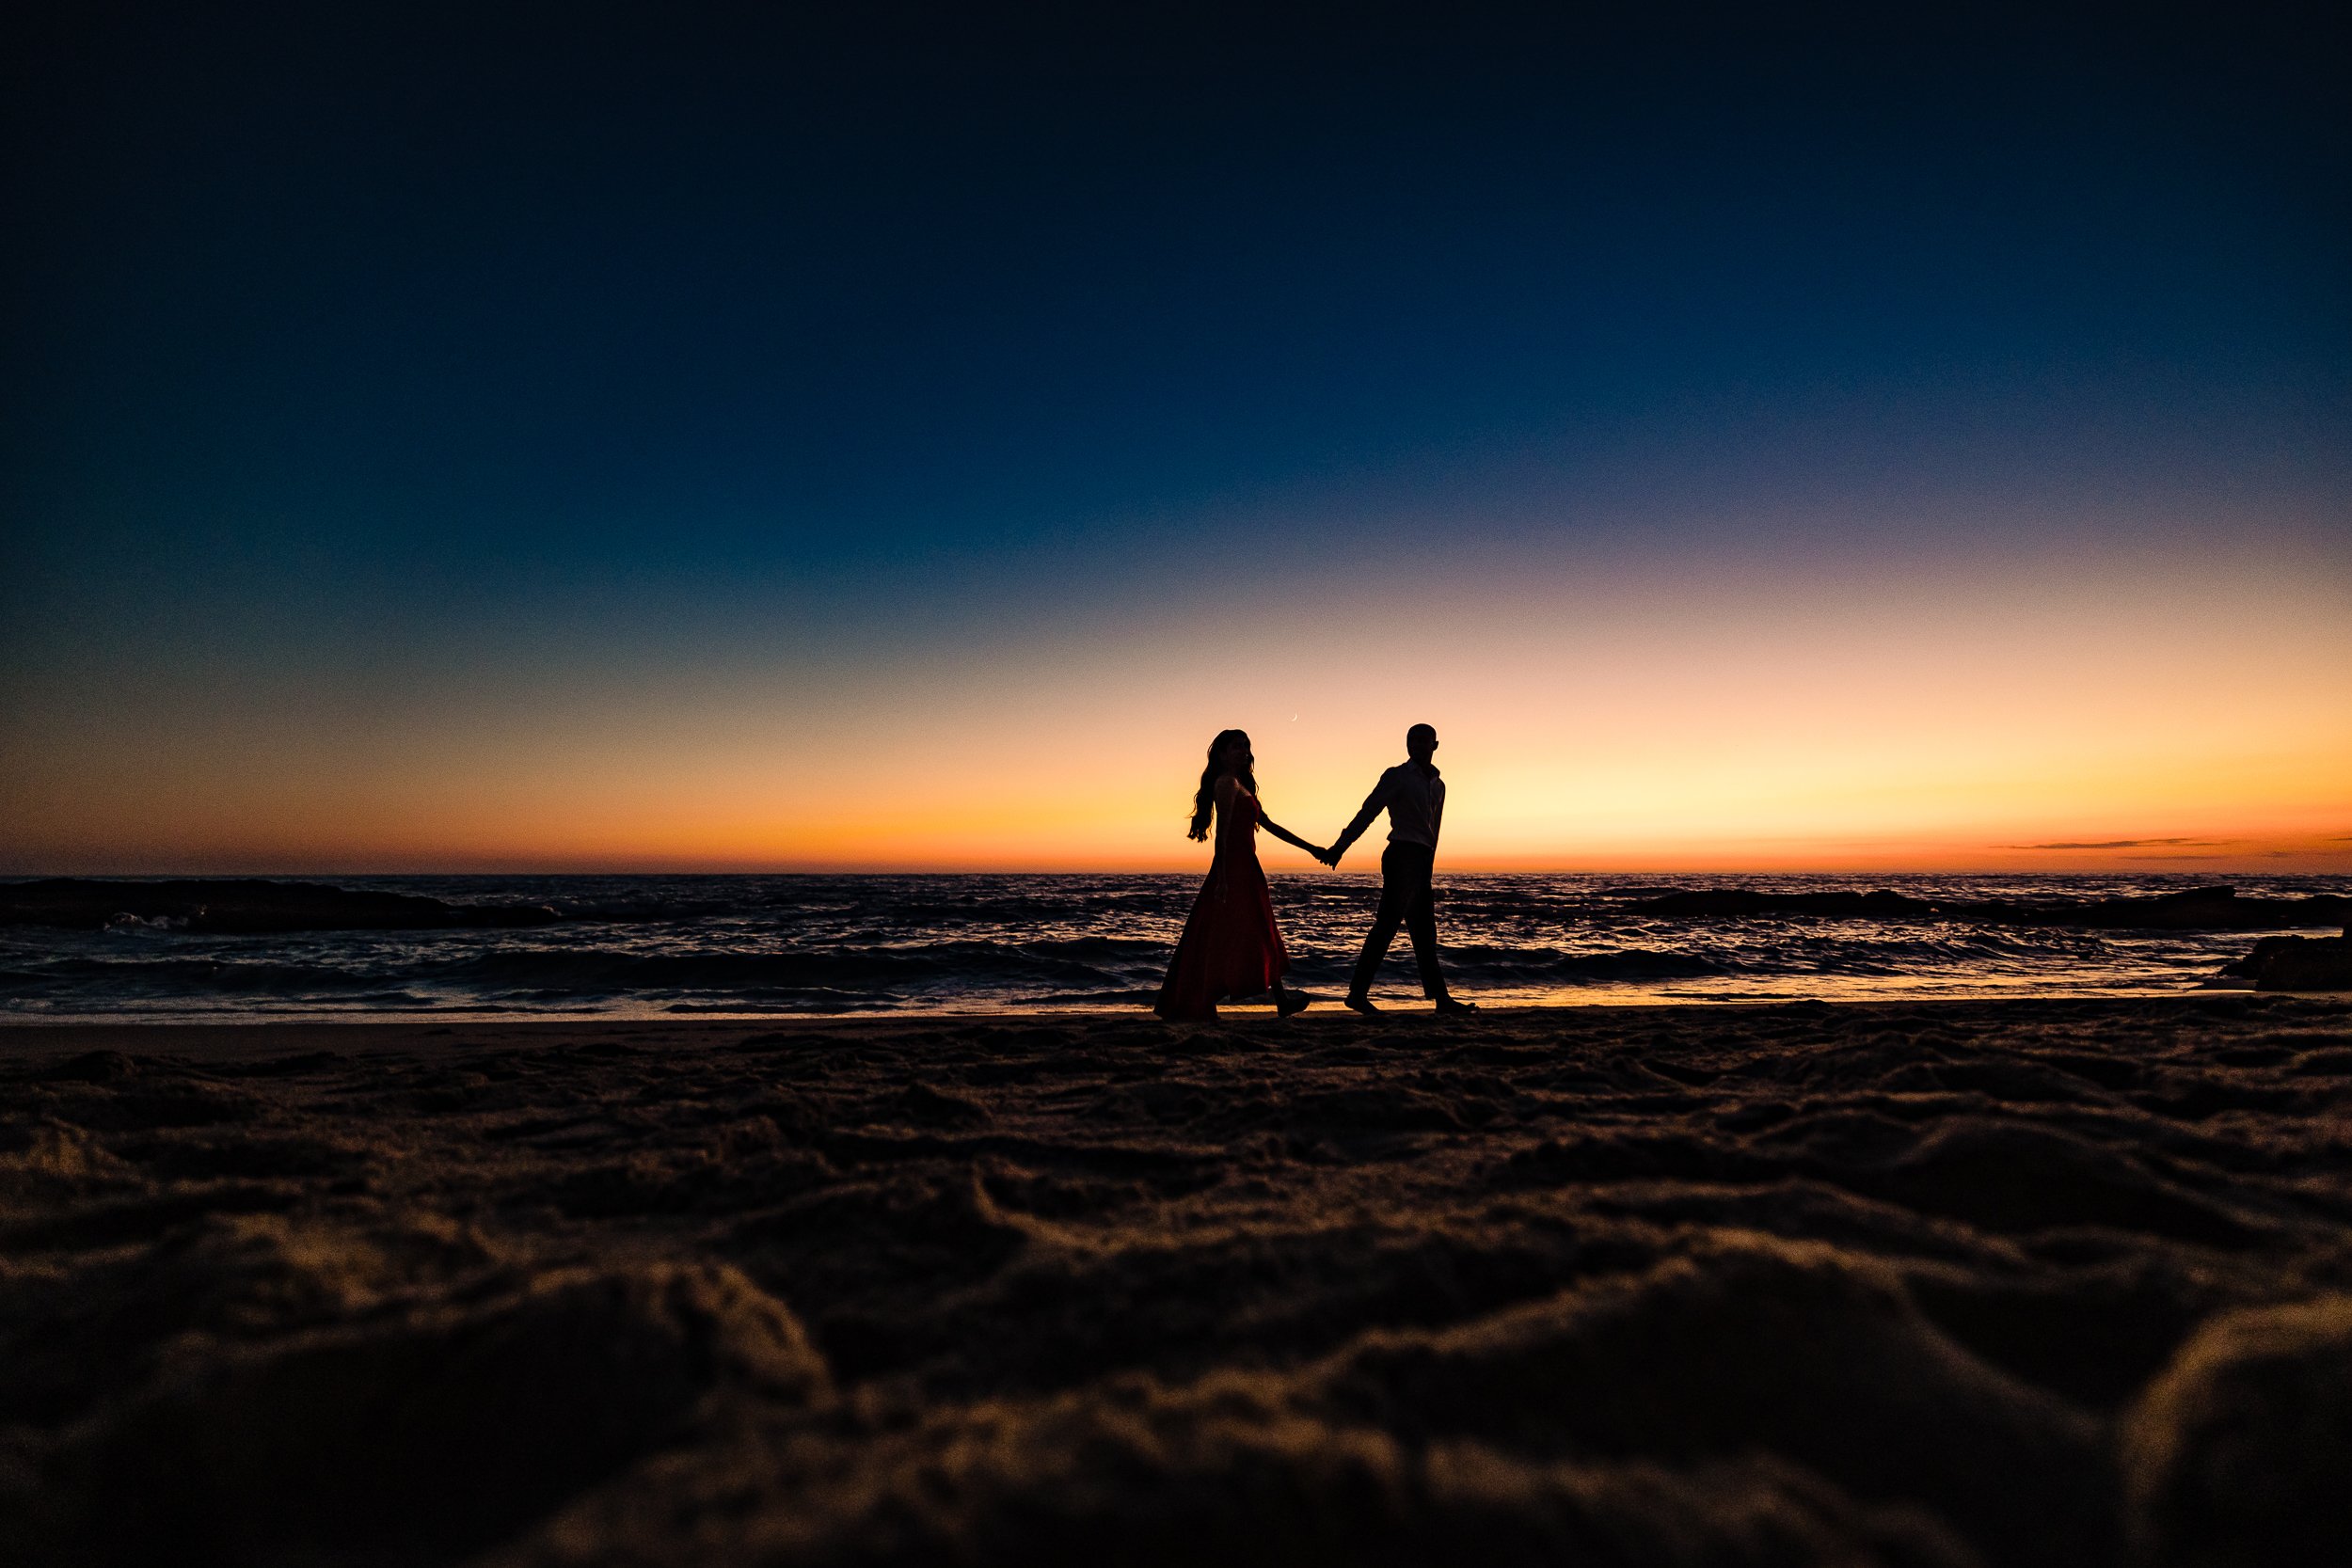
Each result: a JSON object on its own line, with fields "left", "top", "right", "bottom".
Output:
{"left": 1323, "top": 723, "right": 1476, "bottom": 1015}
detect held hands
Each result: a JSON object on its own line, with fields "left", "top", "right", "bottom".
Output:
{"left": 1315, "top": 845, "right": 1343, "bottom": 868}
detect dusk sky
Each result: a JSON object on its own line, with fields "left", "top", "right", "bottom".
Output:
{"left": 7, "top": 7, "right": 2348, "bottom": 873}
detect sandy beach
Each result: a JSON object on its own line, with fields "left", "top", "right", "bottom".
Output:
{"left": 6, "top": 997, "right": 2351, "bottom": 1567}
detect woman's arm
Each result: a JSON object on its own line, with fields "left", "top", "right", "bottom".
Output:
{"left": 1259, "top": 816, "right": 1329, "bottom": 862}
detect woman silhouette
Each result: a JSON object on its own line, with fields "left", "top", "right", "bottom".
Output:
{"left": 1155, "top": 729, "right": 1327, "bottom": 1020}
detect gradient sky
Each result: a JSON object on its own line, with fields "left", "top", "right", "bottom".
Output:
{"left": 6, "top": 7, "right": 2349, "bottom": 873}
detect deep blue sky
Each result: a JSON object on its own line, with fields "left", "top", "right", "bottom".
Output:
{"left": 6, "top": 5, "right": 2349, "bottom": 869}
{"left": 13, "top": 8, "right": 2347, "bottom": 591}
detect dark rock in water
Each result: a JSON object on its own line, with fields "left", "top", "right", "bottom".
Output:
{"left": 1962, "top": 885, "right": 2351, "bottom": 932}
{"left": 0, "top": 878, "right": 562, "bottom": 933}
{"left": 1618, "top": 883, "right": 2352, "bottom": 932}
{"left": 2123, "top": 1296, "right": 2352, "bottom": 1568}
{"left": 2216, "top": 931, "right": 2352, "bottom": 991}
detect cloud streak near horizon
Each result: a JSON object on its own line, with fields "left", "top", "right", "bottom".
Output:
{"left": 2010, "top": 840, "right": 2227, "bottom": 851}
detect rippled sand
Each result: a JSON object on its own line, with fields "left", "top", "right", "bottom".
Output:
{"left": 6, "top": 999, "right": 2351, "bottom": 1566}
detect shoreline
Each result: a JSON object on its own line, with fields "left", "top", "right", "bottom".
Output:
{"left": 0, "top": 989, "right": 2317, "bottom": 1059}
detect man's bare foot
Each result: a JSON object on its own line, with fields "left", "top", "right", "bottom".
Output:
{"left": 1276, "top": 988, "right": 1312, "bottom": 1017}
{"left": 1343, "top": 993, "right": 1380, "bottom": 1016}
{"left": 1432, "top": 995, "right": 1479, "bottom": 1015}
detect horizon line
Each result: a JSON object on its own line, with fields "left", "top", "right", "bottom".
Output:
{"left": 8, "top": 864, "right": 2348, "bottom": 880}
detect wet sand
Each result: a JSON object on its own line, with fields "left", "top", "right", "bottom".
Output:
{"left": 6, "top": 998, "right": 2351, "bottom": 1567}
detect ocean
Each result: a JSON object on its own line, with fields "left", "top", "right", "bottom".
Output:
{"left": 4, "top": 871, "right": 2344, "bottom": 1021}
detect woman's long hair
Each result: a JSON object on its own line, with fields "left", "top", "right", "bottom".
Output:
{"left": 1187, "top": 729, "right": 1254, "bottom": 840}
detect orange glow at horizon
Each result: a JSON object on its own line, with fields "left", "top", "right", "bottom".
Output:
{"left": 7, "top": 519, "right": 2349, "bottom": 876}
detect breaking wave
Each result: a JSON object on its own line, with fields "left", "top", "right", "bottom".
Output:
{"left": 3, "top": 870, "right": 2343, "bottom": 1017}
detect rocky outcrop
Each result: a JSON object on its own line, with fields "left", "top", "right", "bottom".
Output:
{"left": 0, "top": 879, "right": 562, "bottom": 933}
{"left": 1960, "top": 887, "right": 2352, "bottom": 932}
{"left": 2214, "top": 929, "right": 2352, "bottom": 991}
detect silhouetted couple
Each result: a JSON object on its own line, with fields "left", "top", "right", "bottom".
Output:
{"left": 1154, "top": 723, "right": 1477, "bottom": 1022}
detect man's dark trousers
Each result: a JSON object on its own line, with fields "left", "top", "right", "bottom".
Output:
{"left": 1349, "top": 842, "right": 1446, "bottom": 998}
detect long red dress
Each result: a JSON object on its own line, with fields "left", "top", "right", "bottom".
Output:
{"left": 1155, "top": 784, "right": 1290, "bottom": 1020}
